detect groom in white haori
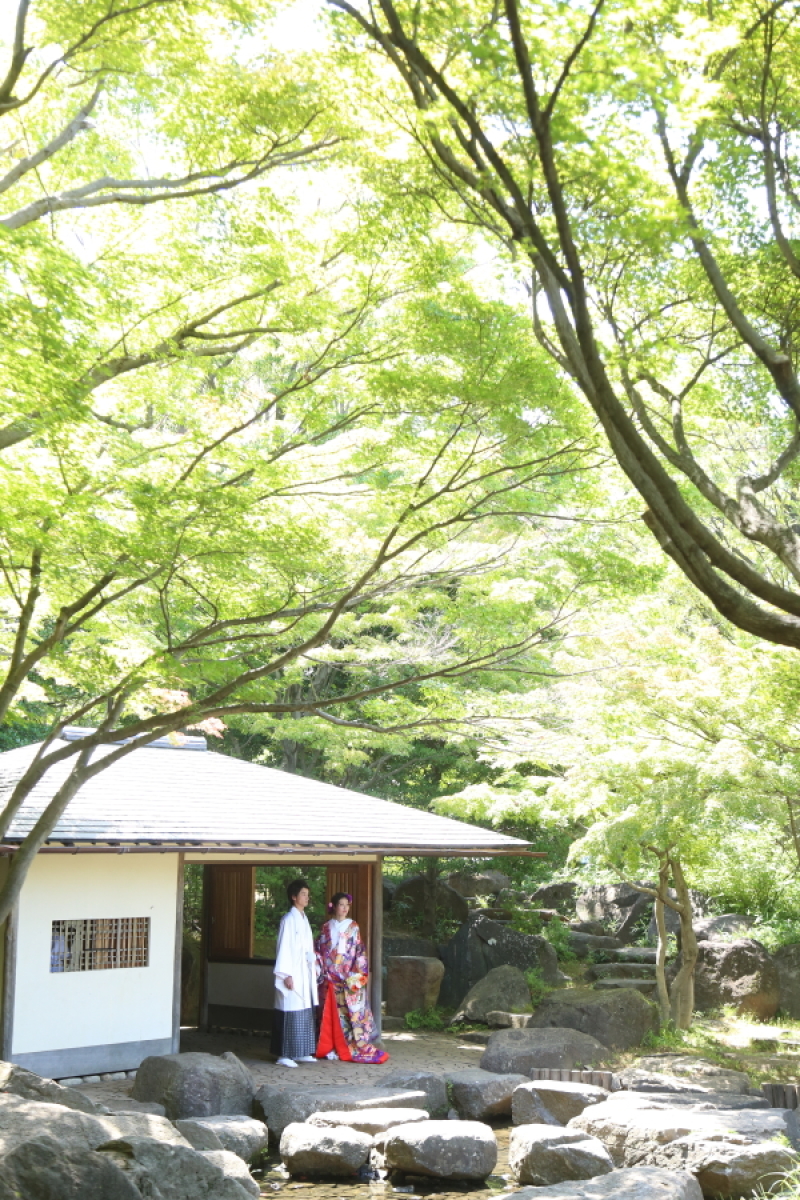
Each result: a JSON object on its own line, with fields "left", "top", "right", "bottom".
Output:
{"left": 271, "top": 878, "right": 319, "bottom": 1067}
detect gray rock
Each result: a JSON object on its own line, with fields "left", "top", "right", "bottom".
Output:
{"left": 576, "top": 883, "right": 651, "bottom": 926}
{"left": 487, "top": 1011, "right": 536, "bottom": 1028}
{"left": 386, "top": 956, "right": 445, "bottom": 1016}
{"left": 439, "top": 912, "right": 561, "bottom": 1009}
{"left": 531, "top": 882, "right": 579, "bottom": 913}
{"left": 529, "top": 987, "right": 659, "bottom": 1050}
{"left": 280, "top": 1122, "right": 371, "bottom": 1176}
{"left": 569, "top": 1096, "right": 798, "bottom": 1168}
{"left": 255, "top": 1083, "right": 429, "bottom": 1136}
{"left": 100, "top": 1110, "right": 191, "bottom": 1146}
{"left": 447, "top": 1069, "right": 528, "bottom": 1120}
{"left": 496, "top": 1166, "right": 703, "bottom": 1200}
{"left": 509, "top": 1124, "right": 614, "bottom": 1185}
{"left": 380, "top": 1070, "right": 449, "bottom": 1116}
{"left": 0, "top": 1094, "right": 112, "bottom": 1156}
{"left": 106, "top": 1099, "right": 167, "bottom": 1116}
{"left": 382, "top": 935, "right": 438, "bottom": 963}
{"left": 513, "top": 1081, "right": 608, "bottom": 1126}
{"left": 99, "top": 1134, "right": 256, "bottom": 1199}
{"left": 382, "top": 1119, "right": 497, "bottom": 1179}
{"left": 447, "top": 870, "right": 513, "bottom": 897}
{"left": 176, "top": 1118, "right": 225, "bottom": 1151}
{"left": 570, "top": 921, "right": 607, "bottom": 937}
{"left": 393, "top": 876, "right": 470, "bottom": 923}
{"left": 567, "top": 934, "right": 625, "bottom": 960}
{"left": 774, "top": 942, "right": 800, "bottom": 1019}
{"left": 691, "top": 939, "right": 780, "bottom": 1019}
{"left": 131, "top": 1051, "right": 254, "bottom": 1120}
{"left": 452, "top": 965, "right": 531, "bottom": 1024}
{"left": 620, "top": 1056, "right": 751, "bottom": 1096}
{"left": 308, "top": 1108, "right": 429, "bottom": 1135}
{"left": 201, "top": 1149, "right": 261, "bottom": 1197}
{"left": 649, "top": 1136, "right": 798, "bottom": 1197}
{"left": 692, "top": 914, "right": 756, "bottom": 942}
{"left": 179, "top": 1115, "right": 268, "bottom": 1162}
{"left": 0, "top": 1061, "right": 100, "bottom": 1114}
{"left": 481, "top": 1027, "right": 608, "bottom": 1074}
{"left": 0, "top": 1134, "right": 141, "bottom": 1200}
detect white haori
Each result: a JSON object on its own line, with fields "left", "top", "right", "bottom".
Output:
{"left": 274, "top": 905, "right": 319, "bottom": 1011}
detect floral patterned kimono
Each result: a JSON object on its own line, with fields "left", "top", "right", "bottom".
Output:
{"left": 314, "top": 917, "right": 389, "bottom": 1064}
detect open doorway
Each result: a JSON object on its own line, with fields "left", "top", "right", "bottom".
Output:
{"left": 181, "top": 862, "right": 375, "bottom": 1034}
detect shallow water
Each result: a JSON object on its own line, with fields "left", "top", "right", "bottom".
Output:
{"left": 254, "top": 1127, "right": 514, "bottom": 1200}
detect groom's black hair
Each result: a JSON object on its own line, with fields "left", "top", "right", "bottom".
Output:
{"left": 287, "top": 878, "right": 310, "bottom": 909}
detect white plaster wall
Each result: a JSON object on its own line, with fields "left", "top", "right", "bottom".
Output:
{"left": 207, "top": 962, "right": 273, "bottom": 1009}
{"left": 12, "top": 854, "right": 178, "bottom": 1055}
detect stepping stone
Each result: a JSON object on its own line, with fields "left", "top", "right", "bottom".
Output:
{"left": 308, "top": 1108, "right": 428, "bottom": 1136}
{"left": 447, "top": 1069, "right": 528, "bottom": 1120}
{"left": 380, "top": 1119, "right": 497, "bottom": 1180}
{"left": 280, "top": 1122, "right": 371, "bottom": 1176}
{"left": 509, "top": 1124, "right": 613, "bottom": 1185}
{"left": 513, "top": 1081, "right": 608, "bottom": 1126}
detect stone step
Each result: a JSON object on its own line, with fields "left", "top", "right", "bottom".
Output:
{"left": 608, "top": 947, "right": 658, "bottom": 963}
{"left": 593, "top": 978, "right": 658, "bottom": 994}
{"left": 589, "top": 962, "right": 658, "bottom": 980}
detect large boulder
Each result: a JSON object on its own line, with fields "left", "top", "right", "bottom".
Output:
{"left": 0, "top": 1094, "right": 118, "bottom": 1156}
{"left": 380, "top": 1070, "right": 448, "bottom": 1116}
{"left": 393, "top": 876, "right": 470, "bottom": 923}
{"left": 530, "top": 882, "right": 579, "bottom": 914}
{"left": 509, "top": 1124, "right": 613, "bottom": 1185}
{"left": 569, "top": 1092, "right": 798, "bottom": 1168}
{"left": 619, "top": 1056, "right": 752, "bottom": 1097}
{"left": 691, "top": 939, "right": 780, "bottom": 1019}
{"left": 308, "top": 1108, "right": 429, "bottom": 1136}
{"left": 380, "top": 1119, "right": 497, "bottom": 1179}
{"left": 131, "top": 1051, "right": 254, "bottom": 1120}
{"left": 496, "top": 1166, "right": 703, "bottom": 1199}
{"left": 201, "top": 1150, "right": 261, "bottom": 1197}
{"left": 513, "top": 1081, "right": 608, "bottom": 1127}
{"left": 0, "top": 1134, "right": 142, "bottom": 1200}
{"left": 529, "top": 988, "right": 659, "bottom": 1050}
{"left": 174, "top": 1115, "right": 268, "bottom": 1163}
{"left": 280, "top": 1122, "right": 371, "bottom": 1176}
{"left": 452, "top": 965, "right": 531, "bottom": 1023}
{"left": 576, "top": 883, "right": 649, "bottom": 927}
{"left": 99, "top": 1135, "right": 257, "bottom": 1199}
{"left": 0, "top": 1062, "right": 99, "bottom": 1114}
{"left": 772, "top": 943, "right": 800, "bottom": 1019}
{"left": 382, "top": 935, "right": 438, "bottom": 963}
{"left": 481, "top": 1028, "right": 608, "bottom": 1074}
{"left": 439, "top": 912, "right": 561, "bottom": 1009}
{"left": 447, "top": 1069, "right": 528, "bottom": 1120}
{"left": 254, "top": 1083, "right": 430, "bottom": 1137}
{"left": 446, "top": 870, "right": 512, "bottom": 897}
{"left": 648, "top": 1134, "right": 798, "bottom": 1197}
{"left": 692, "top": 914, "right": 755, "bottom": 942}
{"left": 386, "top": 956, "right": 444, "bottom": 1016}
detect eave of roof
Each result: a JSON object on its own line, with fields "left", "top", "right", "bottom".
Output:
{"left": 0, "top": 736, "right": 534, "bottom": 856}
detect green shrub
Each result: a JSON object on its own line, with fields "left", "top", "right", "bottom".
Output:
{"left": 543, "top": 918, "right": 577, "bottom": 962}
{"left": 404, "top": 1007, "right": 447, "bottom": 1030}
{"left": 525, "top": 967, "right": 552, "bottom": 1007}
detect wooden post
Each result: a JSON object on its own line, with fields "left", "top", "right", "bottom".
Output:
{"left": 171, "top": 853, "right": 184, "bottom": 1052}
{"left": 372, "top": 857, "right": 383, "bottom": 1039}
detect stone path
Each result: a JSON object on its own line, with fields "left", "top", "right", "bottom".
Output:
{"left": 77, "top": 1028, "right": 485, "bottom": 1110}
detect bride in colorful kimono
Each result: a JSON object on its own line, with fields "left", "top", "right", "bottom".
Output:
{"left": 314, "top": 892, "right": 389, "bottom": 1064}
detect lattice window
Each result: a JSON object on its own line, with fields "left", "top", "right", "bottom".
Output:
{"left": 50, "top": 917, "right": 150, "bottom": 972}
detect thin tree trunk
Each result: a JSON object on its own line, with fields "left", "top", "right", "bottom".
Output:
{"left": 669, "top": 857, "right": 697, "bottom": 1029}
{"left": 652, "top": 856, "right": 672, "bottom": 1025}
